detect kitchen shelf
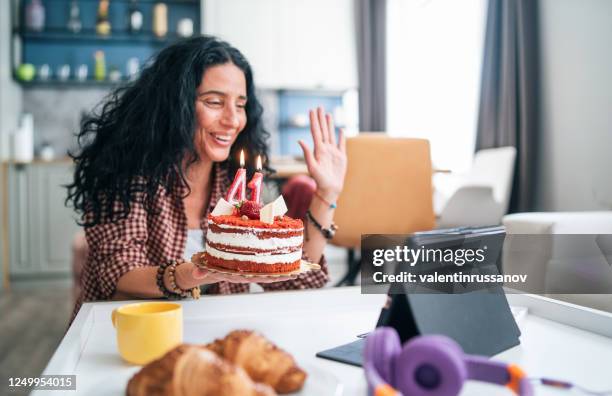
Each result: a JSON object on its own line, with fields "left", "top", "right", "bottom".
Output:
{"left": 11, "top": 0, "right": 201, "bottom": 89}
{"left": 36, "top": 0, "right": 198, "bottom": 3}
{"left": 277, "top": 91, "right": 345, "bottom": 156}
{"left": 34, "top": 0, "right": 200, "bottom": 5}
{"left": 15, "top": 75, "right": 131, "bottom": 89}
{"left": 14, "top": 28, "right": 188, "bottom": 45}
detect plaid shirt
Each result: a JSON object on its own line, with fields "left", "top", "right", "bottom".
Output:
{"left": 73, "top": 163, "right": 329, "bottom": 318}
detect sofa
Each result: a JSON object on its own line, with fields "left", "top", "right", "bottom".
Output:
{"left": 503, "top": 211, "right": 612, "bottom": 312}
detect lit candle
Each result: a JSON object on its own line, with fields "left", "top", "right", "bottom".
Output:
{"left": 226, "top": 150, "right": 246, "bottom": 204}
{"left": 248, "top": 155, "right": 264, "bottom": 204}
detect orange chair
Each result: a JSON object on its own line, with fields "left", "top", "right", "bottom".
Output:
{"left": 332, "top": 133, "right": 436, "bottom": 285}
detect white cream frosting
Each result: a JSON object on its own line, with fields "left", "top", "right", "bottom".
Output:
{"left": 205, "top": 244, "right": 302, "bottom": 264}
{"left": 207, "top": 229, "right": 303, "bottom": 250}
{"left": 208, "top": 220, "right": 303, "bottom": 233}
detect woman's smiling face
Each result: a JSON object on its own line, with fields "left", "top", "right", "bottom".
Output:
{"left": 194, "top": 62, "right": 248, "bottom": 163}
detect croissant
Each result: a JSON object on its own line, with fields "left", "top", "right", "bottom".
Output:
{"left": 205, "top": 330, "right": 307, "bottom": 394}
{"left": 126, "top": 344, "right": 276, "bottom": 396}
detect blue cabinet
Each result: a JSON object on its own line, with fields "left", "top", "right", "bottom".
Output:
{"left": 12, "top": 0, "right": 200, "bottom": 87}
{"left": 277, "top": 90, "right": 344, "bottom": 156}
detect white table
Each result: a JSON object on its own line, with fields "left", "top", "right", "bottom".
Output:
{"left": 36, "top": 287, "right": 612, "bottom": 395}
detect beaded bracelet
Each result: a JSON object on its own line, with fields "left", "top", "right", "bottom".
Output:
{"left": 305, "top": 210, "right": 338, "bottom": 240}
{"left": 156, "top": 260, "right": 201, "bottom": 300}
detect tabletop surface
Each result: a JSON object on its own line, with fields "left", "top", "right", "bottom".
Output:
{"left": 37, "top": 287, "right": 612, "bottom": 396}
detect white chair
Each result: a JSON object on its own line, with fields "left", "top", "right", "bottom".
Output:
{"left": 436, "top": 146, "right": 516, "bottom": 228}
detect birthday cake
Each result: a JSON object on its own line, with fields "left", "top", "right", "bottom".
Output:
{"left": 196, "top": 197, "right": 304, "bottom": 274}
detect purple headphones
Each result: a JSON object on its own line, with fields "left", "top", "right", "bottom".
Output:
{"left": 364, "top": 327, "right": 533, "bottom": 396}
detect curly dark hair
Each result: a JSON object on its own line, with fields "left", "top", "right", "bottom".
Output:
{"left": 66, "top": 36, "right": 270, "bottom": 227}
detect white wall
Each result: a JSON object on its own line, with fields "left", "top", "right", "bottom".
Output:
{"left": 203, "top": 0, "right": 357, "bottom": 90}
{"left": 0, "top": 0, "right": 23, "bottom": 160}
{"left": 0, "top": 0, "right": 23, "bottom": 290}
{"left": 536, "top": 0, "right": 612, "bottom": 211}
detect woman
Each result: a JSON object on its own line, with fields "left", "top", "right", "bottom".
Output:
{"left": 67, "top": 36, "right": 347, "bottom": 317}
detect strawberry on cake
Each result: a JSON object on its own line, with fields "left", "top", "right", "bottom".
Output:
{"left": 195, "top": 197, "right": 304, "bottom": 274}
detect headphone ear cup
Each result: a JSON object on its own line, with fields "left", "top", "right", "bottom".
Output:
{"left": 364, "top": 327, "right": 402, "bottom": 385}
{"left": 394, "top": 335, "right": 468, "bottom": 396}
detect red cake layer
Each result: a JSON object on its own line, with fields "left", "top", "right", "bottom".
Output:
{"left": 203, "top": 253, "right": 301, "bottom": 273}
{"left": 208, "top": 214, "right": 304, "bottom": 229}
{"left": 208, "top": 224, "right": 303, "bottom": 239}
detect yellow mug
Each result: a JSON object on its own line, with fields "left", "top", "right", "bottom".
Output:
{"left": 111, "top": 302, "right": 183, "bottom": 365}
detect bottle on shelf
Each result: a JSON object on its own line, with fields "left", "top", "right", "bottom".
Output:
{"left": 67, "top": 0, "right": 82, "bottom": 33}
{"left": 96, "top": 0, "right": 111, "bottom": 36}
{"left": 126, "top": 57, "right": 140, "bottom": 81}
{"left": 177, "top": 18, "right": 194, "bottom": 38}
{"left": 38, "top": 64, "right": 51, "bottom": 81}
{"left": 128, "top": 0, "right": 143, "bottom": 34}
{"left": 94, "top": 51, "right": 107, "bottom": 81}
{"left": 76, "top": 64, "right": 88, "bottom": 81}
{"left": 25, "top": 0, "right": 45, "bottom": 32}
{"left": 109, "top": 66, "right": 122, "bottom": 82}
{"left": 152, "top": 3, "right": 168, "bottom": 38}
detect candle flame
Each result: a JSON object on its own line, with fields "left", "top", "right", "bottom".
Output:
{"left": 240, "top": 150, "right": 245, "bottom": 168}
{"left": 256, "top": 155, "right": 262, "bottom": 171}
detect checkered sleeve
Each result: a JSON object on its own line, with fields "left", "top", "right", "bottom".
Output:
{"left": 84, "top": 199, "right": 150, "bottom": 299}
{"left": 259, "top": 252, "right": 329, "bottom": 291}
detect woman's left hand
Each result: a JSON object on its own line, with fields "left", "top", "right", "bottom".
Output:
{"left": 298, "top": 107, "right": 347, "bottom": 200}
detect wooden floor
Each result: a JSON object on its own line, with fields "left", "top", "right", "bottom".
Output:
{"left": 0, "top": 280, "right": 73, "bottom": 396}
